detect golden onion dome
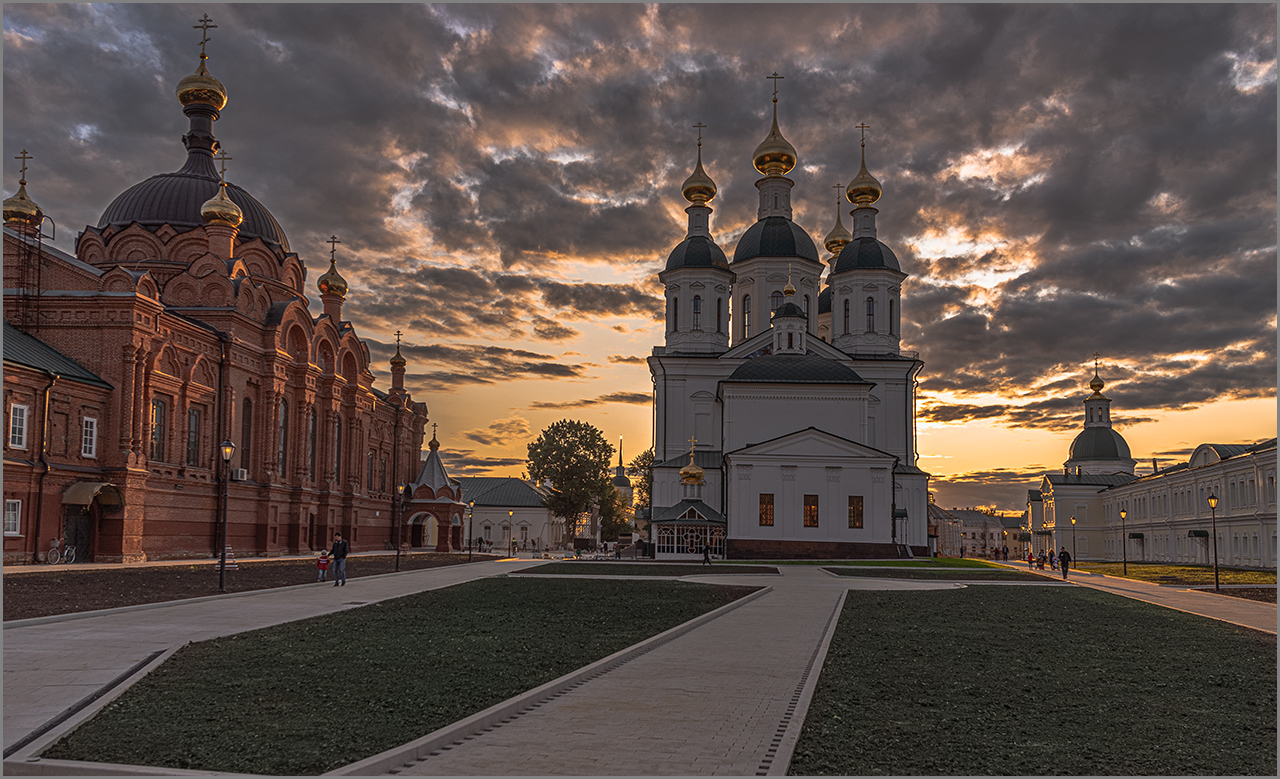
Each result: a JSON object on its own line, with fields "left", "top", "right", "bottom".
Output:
{"left": 317, "top": 256, "right": 349, "bottom": 299}
{"left": 752, "top": 99, "right": 798, "bottom": 177}
{"left": 390, "top": 345, "right": 407, "bottom": 368}
{"left": 681, "top": 145, "right": 717, "bottom": 205}
{"left": 846, "top": 145, "right": 882, "bottom": 206}
{"left": 783, "top": 267, "right": 796, "bottom": 297}
{"left": 1089, "top": 370, "right": 1105, "bottom": 394}
{"left": 200, "top": 182, "right": 243, "bottom": 227}
{"left": 3, "top": 181, "right": 43, "bottom": 228}
{"left": 679, "top": 451, "right": 705, "bottom": 485}
{"left": 428, "top": 433, "right": 440, "bottom": 451}
{"left": 823, "top": 206, "right": 852, "bottom": 255}
{"left": 176, "top": 59, "right": 228, "bottom": 111}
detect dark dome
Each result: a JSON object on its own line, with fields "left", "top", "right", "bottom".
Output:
{"left": 1069, "top": 427, "right": 1132, "bottom": 461}
{"left": 665, "top": 235, "right": 729, "bottom": 271}
{"left": 611, "top": 473, "right": 631, "bottom": 488}
{"left": 833, "top": 236, "right": 899, "bottom": 273}
{"left": 726, "top": 354, "right": 867, "bottom": 384}
{"left": 97, "top": 154, "right": 290, "bottom": 252}
{"left": 732, "top": 216, "right": 819, "bottom": 263}
{"left": 773, "top": 301, "right": 806, "bottom": 320}
{"left": 817, "top": 285, "right": 832, "bottom": 314}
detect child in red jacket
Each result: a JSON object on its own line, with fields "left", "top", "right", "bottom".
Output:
{"left": 316, "top": 551, "right": 330, "bottom": 582}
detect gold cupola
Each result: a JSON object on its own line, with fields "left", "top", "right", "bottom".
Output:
{"left": 783, "top": 265, "right": 796, "bottom": 297}
{"left": 823, "top": 196, "right": 852, "bottom": 255}
{"left": 390, "top": 345, "right": 407, "bottom": 368}
{"left": 4, "top": 151, "right": 43, "bottom": 229}
{"left": 200, "top": 182, "right": 243, "bottom": 227}
{"left": 681, "top": 136, "right": 717, "bottom": 206}
{"left": 176, "top": 15, "right": 228, "bottom": 110}
{"left": 317, "top": 255, "right": 348, "bottom": 299}
{"left": 752, "top": 74, "right": 798, "bottom": 176}
{"left": 679, "top": 450, "right": 705, "bottom": 485}
{"left": 846, "top": 140, "right": 882, "bottom": 206}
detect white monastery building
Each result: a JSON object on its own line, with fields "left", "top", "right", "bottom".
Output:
{"left": 647, "top": 86, "right": 929, "bottom": 560}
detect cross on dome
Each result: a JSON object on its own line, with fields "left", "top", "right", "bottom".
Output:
{"left": 14, "top": 150, "right": 32, "bottom": 182}
{"left": 215, "top": 151, "right": 232, "bottom": 182}
{"left": 767, "top": 71, "right": 784, "bottom": 102}
{"left": 194, "top": 13, "right": 217, "bottom": 61}
{"left": 327, "top": 234, "right": 341, "bottom": 260}
{"left": 855, "top": 122, "right": 871, "bottom": 147}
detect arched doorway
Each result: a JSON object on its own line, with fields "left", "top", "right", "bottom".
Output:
{"left": 60, "top": 482, "right": 124, "bottom": 563}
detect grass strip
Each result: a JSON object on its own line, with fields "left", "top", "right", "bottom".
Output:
{"left": 1075, "top": 561, "right": 1276, "bottom": 586}
{"left": 727, "top": 557, "right": 1002, "bottom": 568}
{"left": 822, "top": 567, "right": 1047, "bottom": 581}
{"left": 523, "top": 562, "right": 778, "bottom": 576}
{"left": 44, "top": 578, "right": 758, "bottom": 775}
{"left": 789, "top": 586, "right": 1276, "bottom": 776}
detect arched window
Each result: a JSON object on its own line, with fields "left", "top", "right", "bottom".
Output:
{"left": 380, "top": 455, "right": 387, "bottom": 492}
{"left": 692, "top": 295, "right": 702, "bottom": 330}
{"left": 743, "top": 295, "right": 752, "bottom": 338}
{"left": 716, "top": 298, "right": 723, "bottom": 333}
{"left": 333, "top": 415, "right": 342, "bottom": 481}
{"left": 770, "top": 290, "right": 783, "bottom": 315}
{"left": 866, "top": 297, "right": 875, "bottom": 332}
{"left": 672, "top": 297, "right": 679, "bottom": 332}
{"left": 307, "top": 408, "right": 317, "bottom": 481}
{"left": 787, "top": 332, "right": 794, "bottom": 350}
{"left": 843, "top": 300, "right": 850, "bottom": 334}
{"left": 803, "top": 295, "right": 809, "bottom": 317}
{"left": 889, "top": 299, "right": 896, "bottom": 335}
{"left": 367, "top": 451, "right": 374, "bottom": 491}
{"left": 241, "top": 398, "right": 253, "bottom": 473}
{"left": 277, "top": 398, "right": 288, "bottom": 474}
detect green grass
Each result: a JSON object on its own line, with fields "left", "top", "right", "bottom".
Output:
{"left": 822, "top": 567, "right": 1047, "bottom": 581}
{"left": 728, "top": 557, "right": 1003, "bottom": 568}
{"left": 44, "top": 578, "right": 758, "bottom": 775}
{"left": 1075, "top": 561, "right": 1277, "bottom": 586}
{"left": 524, "top": 562, "right": 778, "bottom": 576}
{"left": 789, "top": 586, "right": 1276, "bottom": 776}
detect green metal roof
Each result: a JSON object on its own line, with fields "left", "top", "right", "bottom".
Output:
{"left": 455, "top": 477, "right": 548, "bottom": 508}
{"left": 2, "top": 323, "right": 112, "bottom": 388}
{"left": 651, "top": 499, "right": 726, "bottom": 524}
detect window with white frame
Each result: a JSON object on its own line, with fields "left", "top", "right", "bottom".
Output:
{"left": 9, "top": 403, "right": 29, "bottom": 449}
{"left": 4, "top": 500, "right": 20, "bottom": 535}
{"left": 82, "top": 416, "right": 98, "bottom": 458}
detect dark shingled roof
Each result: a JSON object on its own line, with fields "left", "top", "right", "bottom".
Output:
{"left": 732, "top": 216, "right": 819, "bottom": 263}
{"left": 96, "top": 150, "right": 291, "bottom": 252}
{"left": 772, "top": 301, "right": 806, "bottom": 320}
{"left": 651, "top": 499, "right": 726, "bottom": 524}
{"left": 1068, "top": 427, "right": 1132, "bottom": 461}
{"left": 2, "top": 323, "right": 112, "bottom": 388}
{"left": 665, "top": 235, "right": 729, "bottom": 271}
{"left": 833, "top": 236, "right": 900, "bottom": 272}
{"left": 724, "top": 354, "right": 867, "bottom": 384}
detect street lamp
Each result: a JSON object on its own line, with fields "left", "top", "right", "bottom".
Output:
{"left": 467, "top": 501, "right": 475, "bottom": 563}
{"left": 395, "top": 483, "right": 406, "bottom": 572}
{"left": 1207, "top": 493, "right": 1220, "bottom": 592}
{"left": 1119, "top": 507, "right": 1127, "bottom": 575}
{"left": 218, "top": 439, "right": 236, "bottom": 593}
{"left": 508, "top": 509, "right": 515, "bottom": 557}
{"left": 1070, "top": 516, "right": 1077, "bottom": 562}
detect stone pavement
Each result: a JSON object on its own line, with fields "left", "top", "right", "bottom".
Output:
{"left": 1, "top": 558, "right": 530, "bottom": 756}
{"left": 995, "top": 561, "right": 1277, "bottom": 634}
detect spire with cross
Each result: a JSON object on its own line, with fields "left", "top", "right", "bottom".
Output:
{"left": 14, "top": 150, "right": 32, "bottom": 184}
{"left": 767, "top": 71, "right": 784, "bottom": 103}
{"left": 326, "top": 235, "right": 341, "bottom": 262}
{"left": 214, "top": 150, "right": 232, "bottom": 184}
{"left": 855, "top": 122, "right": 871, "bottom": 148}
{"left": 693, "top": 121, "right": 706, "bottom": 148}
{"left": 395, "top": 330, "right": 403, "bottom": 349}
{"left": 194, "top": 13, "right": 216, "bottom": 63}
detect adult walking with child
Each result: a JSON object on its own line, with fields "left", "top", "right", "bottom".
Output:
{"left": 329, "top": 532, "right": 349, "bottom": 586}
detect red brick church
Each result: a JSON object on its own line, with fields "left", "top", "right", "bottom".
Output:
{"left": 2, "top": 20, "right": 430, "bottom": 564}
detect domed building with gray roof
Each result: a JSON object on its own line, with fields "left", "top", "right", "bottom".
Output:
{"left": 648, "top": 81, "right": 929, "bottom": 560}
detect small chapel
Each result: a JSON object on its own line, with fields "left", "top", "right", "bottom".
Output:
{"left": 648, "top": 78, "right": 930, "bottom": 559}
{"left": 2, "top": 18, "right": 429, "bottom": 564}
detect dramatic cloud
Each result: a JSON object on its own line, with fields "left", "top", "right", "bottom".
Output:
{"left": 528, "top": 391, "right": 651, "bottom": 409}
{"left": 460, "top": 416, "right": 533, "bottom": 447}
{"left": 607, "top": 354, "right": 647, "bottom": 365}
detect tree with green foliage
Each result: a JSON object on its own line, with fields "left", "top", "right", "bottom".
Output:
{"left": 598, "top": 488, "right": 629, "bottom": 542}
{"left": 526, "top": 419, "right": 614, "bottom": 546}
{"left": 627, "top": 447, "right": 654, "bottom": 509}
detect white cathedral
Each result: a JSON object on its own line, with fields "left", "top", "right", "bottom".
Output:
{"left": 647, "top": 89, "right": 929, "bottom": 560}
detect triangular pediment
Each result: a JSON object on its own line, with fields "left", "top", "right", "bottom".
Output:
{"left": 727, "top": 427, "right": 896, "bottom": 462}
{"left": 721, "top": 330, "right": 848, "bottom": 362}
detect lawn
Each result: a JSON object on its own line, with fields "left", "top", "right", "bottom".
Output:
{"left": 822, "top": 567, "right": 1047, "bottom": 582}
{"left": 43, "top": 578, "right": 758, "bottom": 775}
{"left": 789, "top": 586, "right": 1276, "bottom": 776}
{"left": 523, "top": 562, "right": 779, "bottom": 576}
{"left": 1074, "top": 561, "right": 1277, "bottom": 586}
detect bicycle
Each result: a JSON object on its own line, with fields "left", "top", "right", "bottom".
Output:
{"left": 46, "top": 537, "right": 76, "bottom": 565}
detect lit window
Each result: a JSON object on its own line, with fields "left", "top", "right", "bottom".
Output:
{"left": 4, "top": 500, "right": 20, "bottom": 535}
{"left": 9, "top": 404, "right": 29, "bottom": 449}
{"left": 759, "top": 493, "right": 774, "bottom": 526}
{"left": 82, "top": 417, "right": 98, "bottom": 458}
{"left": 743, "top": 295, "right": 752, "bottom": 338}
{"left": 804, "top": 494, "right": 820, "bottom": 527}
{"left": 848, "top": 496, "right": 863, "bottom": 528}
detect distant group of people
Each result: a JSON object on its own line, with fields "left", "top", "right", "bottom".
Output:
{"left": 1027, "top": 547, "right": 1072, "bottom": 579}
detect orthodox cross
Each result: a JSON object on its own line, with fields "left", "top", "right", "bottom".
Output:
{"left": 214, "top": 151, "right": 232, "bottom": 183}
{"left": 833, "top": 181, "right": 844, "bottom": 204}
{"left": 194, "top": 14, "right": 216, "bottom": 58}
{"left": 14, "top": 150, "right": 31, "bottom": 181}
{"left": 394, "top": 330, "right": 403, "bottom": 348}
{"left": 688, "top": 436, "right": 697, "bottom": 453}
{"left": 326, "top": 235, "right": 341, "bottom": 261}
{"left": 1093, "top": 352, "right": 1100, "bottom": 372}
{"left": 767, "top": 71, "right": 784, "bottom": 100}
{"left": 855, "top": 122, "right": 871, "bottom": 147}
{"left": 432, "top": 422, "right": 438, "bottom": 438}
{"left": 692, "top": 121, "right": 706, "bottom": 147}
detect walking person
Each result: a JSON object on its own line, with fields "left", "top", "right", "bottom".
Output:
{"left": 1059, "top": 546, "right": 1072, "bottom": 580}
{"left": 1049, "top": 549, "right": 1058, "bottom": 570}
{"left": 702, "top": 543, "right": 711, "bottom": 565}
{"left": 329, "top": 532, "right": 349, "bottom": 586}
{"left": 316, "top": 550, "right": 330, "bottom": 582}
{"left": 1002, "top": 545, "right": 1008, "bottom": 562}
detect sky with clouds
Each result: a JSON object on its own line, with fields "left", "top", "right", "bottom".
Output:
{"left": 4, "top": 3, "right": 1276, "bottom": 510}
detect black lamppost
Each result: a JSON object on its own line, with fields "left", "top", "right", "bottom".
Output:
{"left": 218, "top": 439, "right": 236, "bottom": 593}
{"left": 508, "top": 509, "right": 515, "bottom": 557}
{"left": 467, "top": 500, "right": 475, "bottom": 562}
{"left": 1119, "top": 507, "right": 1127, "bottom": 575}
{"left": 1071, "top": 516, "right": 1077, "bottom": 562}
{"left": 1207, "top": 493, "right": 1220, "bottom": 592}
{"left": 395, "top": 483, "right": 405, "bottom": 572}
